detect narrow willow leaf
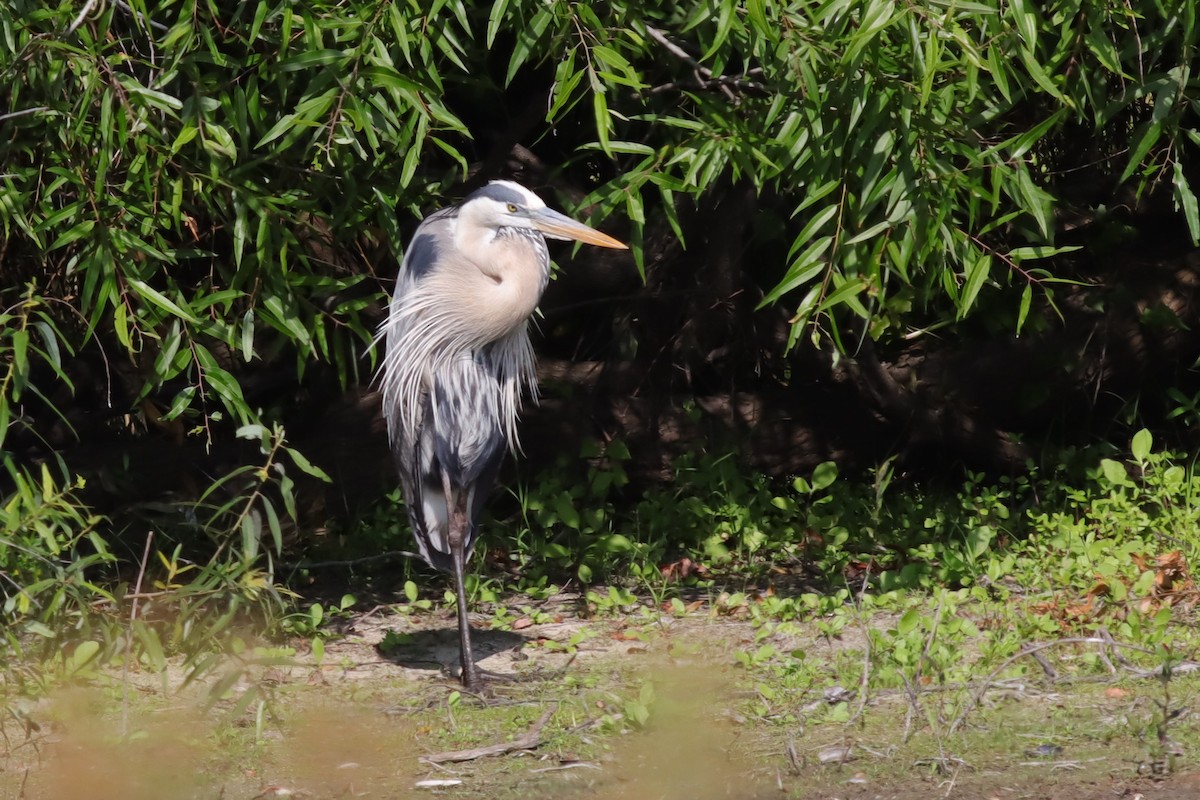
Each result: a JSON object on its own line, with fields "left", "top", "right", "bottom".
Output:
{"left": 1007, "top": 245, "right": 1082, "bottom": 260}
{"left": 277, "top": 49, "right": 347, "bottom": 71}
{"left": 760, "top": 237, "right": 832, "bottom": 308}
{"left": 262, "top": 497, "right": 283, "bottom": 555}
{"left": 486, "top": 0, "right": 510, "bottom": 49}
{"left": 287, "top": 446, "right": 332, "bottom": 482}
{"left": 817, "top": 276, "right": 867, "bottom": 313}
{"left": 203, "top": 363, "right": 246, "bottom": 405}
{"left": 1120, "top": 120, "right": 1164, "bottom": 183}
{"left": 240, "top": 309, "right": 256, "bottom": 362}
{"left": 702, "top": 0, "right": 738, "bottom": 61}
{"left": 845, "top": 0, "right": 895, "bottom": 63}
{"left": 592, "top": 91, "right": 611, "bottom": 156}
{"left": 1172, "top": 161, "right": 1200, "bottom": 244}
{"left": 49, "top": 219, "right": 96, "bottom": 251}
{"left": 1009, "top": 0, "right": 1038, "bottom": 49}
{"left": 249, "top": 1, "right": 269, "bottom": 43}
{"left": 241, "top": 511, "right": 260, "bottom": 562}
{"left": 958, "top": 252, "right": 991, "bottom": 318}
{"left": 791, "top": 204, "right": 839, "bottom": 255}
{"left": 842, "top": 219, "right": 893, "bottom": 246}
{"left": 1019, "top": 47, "right": 1065, "bottom": 102}
{"left": 1084, "top": 27, "right": 1123, "bottom": 75}
{"left": 158, "top": 386, "right": 195, "bottom": 422}
{"left": 1012, "top": 168, "right": 1052, "bottom": 237}
{"left": 30, "top": 320, "right": 63, "bottom": 369}
{"left": 128, "top": 279, "right": 201, "bottom": 323}
{"left": 1016, "top": 283, "right": 1032, "bottom": 335}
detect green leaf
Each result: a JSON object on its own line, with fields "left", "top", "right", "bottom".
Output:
{"left": 287, "top": 446, "right": 332, "bottom": 482}
{"left": 160, "top": 386, "right": 197, "bottom": 422}
{"left": 1016, "top": 283, "right": 1033, "bottom": 335}
{"left": 68, "top": 640, "right": 101, "bottom": 673}
{"left": 759, "top": 237, "right": 832, "bottom": 308}
{"left": 1173, "top": 161, "right": 1200, "bottom": 245}
{"left": 554, "top": 492, "right": 580, "bottom": 530}
{"left": 1120, "top": 121, "right": 1164, "bottom": 183}
{"left": 128, "top": 279, "right": 201, "bottom": 324}
{"left": 1131, "top": 429, "right": 1152, "bottom": 464}
{"left": 259, "top": 497, "right": 281, "bottom": 555}
{"left": 601, "top": 534, "right": 634, "bottom": 553}
{"left": 1009, "top": 0, "right": 1039, "bottom": 50}
{"left": 958, "top": 252, "right": 991, "bottom": 318}
{"left": 241, "top": 510, "right": 260, "bottom": 562}
{"left": 966, "top": 526, "right": 994, "bottom": 560}
{"left": 486, "top": 0, "right": 510, "bottom": 49}
{"left": 239, "top": 309, "right": 256, "bottom": 362}
{"left": 592, "top": 91, "right": 611, "bottom": 156}
{"left": 277, "top": 49, "right": 348, "bottom": 71}
{"left": 1007, "top": 245, "right": 1082, "bottom": 260}
{"left": 811, "top": 461, "right": 838, "bottom": 491}
{"left": 1100, "top": 458, "right": 1129, "bottom": 486}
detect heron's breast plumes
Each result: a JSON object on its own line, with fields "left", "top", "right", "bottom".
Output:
{"left": 378, "top": 276, "right": 540, "bottom": 458}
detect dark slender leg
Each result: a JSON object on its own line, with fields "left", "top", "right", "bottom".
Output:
{"left": 441, "top": 469, "right": 479, "bottom": 691}
{"left": 450, "top": 537, "right": 480, "bottom": 691}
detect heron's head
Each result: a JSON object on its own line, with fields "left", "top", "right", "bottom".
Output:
{"left": 460, "top": 180, "right": 627, "bottom": 249}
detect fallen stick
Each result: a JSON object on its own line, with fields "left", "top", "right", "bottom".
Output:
{"left": 420, "top": 709, "right": 555, "bottom": 764}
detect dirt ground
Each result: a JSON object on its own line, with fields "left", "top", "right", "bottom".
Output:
{"left": 3, "top": 596, "right": 1198, "bottom": 800}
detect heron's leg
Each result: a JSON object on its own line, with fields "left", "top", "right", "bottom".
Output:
{"left": 450, "top": 528, "right": 480, "bottom": 691}
{"left": 442, "top": 472, "right": 481, "bottom": 691}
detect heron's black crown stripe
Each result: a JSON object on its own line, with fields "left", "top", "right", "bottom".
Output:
{"left": 468, "top": 182, "right": 528, "bottom": 207}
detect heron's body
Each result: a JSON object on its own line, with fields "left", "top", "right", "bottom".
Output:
{"left": 377, "top": 181, "right": 625, "bottom": 689}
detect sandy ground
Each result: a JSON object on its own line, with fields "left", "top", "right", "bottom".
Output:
{"left": 3, "top": 596, "right": 1200, "bottom": 799}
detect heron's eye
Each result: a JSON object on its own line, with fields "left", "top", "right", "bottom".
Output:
{"left": 506, "top": 203, "right": 518, "bottom": 213}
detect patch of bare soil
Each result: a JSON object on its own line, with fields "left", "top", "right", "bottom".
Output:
{"left": 3, "top": 596, "right": 1198, "bottom": 800}
{"left": 791, "top": 770, "right": 1200, "bottom": 800}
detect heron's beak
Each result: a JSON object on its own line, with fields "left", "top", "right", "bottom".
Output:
{"left": 531, "top": 208, "right": 628, "bottom": 249}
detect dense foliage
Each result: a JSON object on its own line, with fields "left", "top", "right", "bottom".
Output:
{"left": 1, "top": 0, "right": 1198, "bottom": 666}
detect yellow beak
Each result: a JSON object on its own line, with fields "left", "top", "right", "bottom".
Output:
{"left": 531, "top": 208, "right": 628, "bottom": 249}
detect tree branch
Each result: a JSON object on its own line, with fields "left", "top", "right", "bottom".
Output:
{"left": 419, "top": 708, "right": 555, "bottom": 764}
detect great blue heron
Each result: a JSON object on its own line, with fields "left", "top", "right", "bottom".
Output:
{"left": 378, "top": 180, "right": 627, "bottom": 690}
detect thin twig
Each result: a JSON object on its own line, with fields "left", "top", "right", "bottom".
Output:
{"left": 420, "top": 708, "right": 555, "bottom": 764}
{"left": 846, "top": 560, "right": 874, "bottom": 726}
{"left": 1017, "top": 756, "right": 1106, "bottom": 769}
{"left": 1029, "top": 648, "right": 1059, "bottom": 679}
{"left": 785, "top": 738, "right": 801, "bottom": 774}
{"left": 643, "top": 25, "right": 765, "bottom": 97}
{"left": 948, "top": 637, "right": 1154, "bottom": 735}
{"left": 121, "top": 530, "right": 155, "bottom": 738}
{"left": 530, "top": 762, "right": 601, "bottom": 774}
{"left": 1096, "top": 627, "right": 1134, "bottom": 669}
{"left": 645, "top": 26, "right": 707, "bottom": 73}
{"left": 67, "top": 0, "right": 99, "bottom": 34}
{"left": 0, "top": 107, "right": 48, "bottom": 124}
{"left": 900, "top": 673, "right": 917, "bottom": 743}
{"left": 114, "top": 0, "right": 168, "bottom": 31}
{"left": 940, "top": 760, "right": 962, "bottom": 797}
